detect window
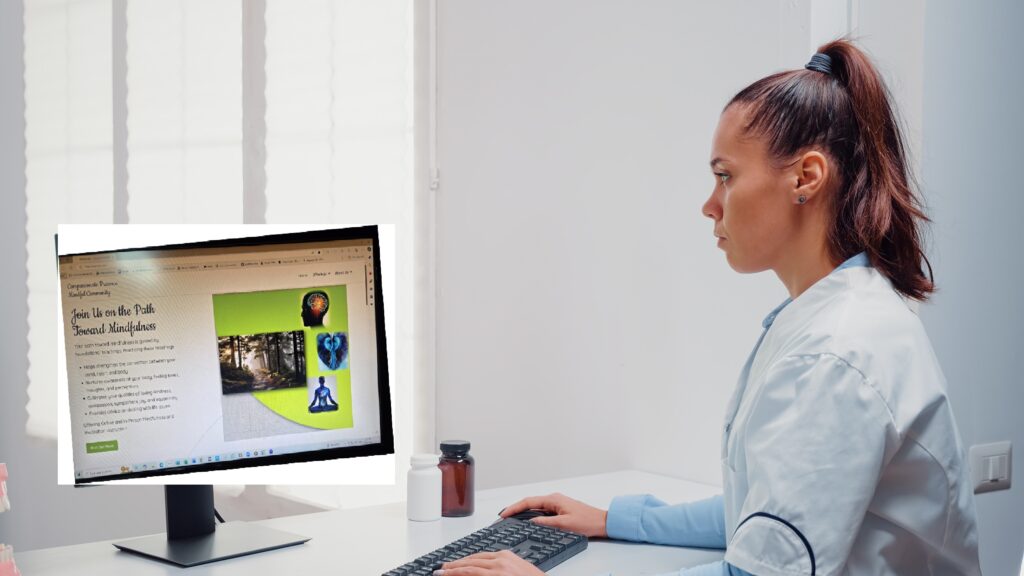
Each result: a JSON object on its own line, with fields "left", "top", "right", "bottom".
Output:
{"left": 25, "top": 2, "right": 414, "bottom": 504}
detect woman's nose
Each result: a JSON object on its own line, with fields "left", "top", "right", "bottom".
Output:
{"left": 702, "top": 194, "right": 721, "bottom": 221}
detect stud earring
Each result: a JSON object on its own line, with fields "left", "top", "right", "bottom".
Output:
{"left": 797, "top": 195, "right": 807, "bottom": 204}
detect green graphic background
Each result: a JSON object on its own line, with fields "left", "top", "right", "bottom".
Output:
{"left": 213, "top": 285, "right": 353, "bottom": 430}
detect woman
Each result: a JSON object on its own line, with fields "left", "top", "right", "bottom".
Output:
{"left": 436, "top": 38, "right": 981, "bottom": 575}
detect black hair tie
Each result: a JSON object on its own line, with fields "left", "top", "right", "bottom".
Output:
{"left": 805, "top": 52, "right": 833, "bottom": 75}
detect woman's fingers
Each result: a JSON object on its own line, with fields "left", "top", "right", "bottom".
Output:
{"left": 443, "top": 552, "right": 501, "bottom": 566}
{"left": 435, "top": 567, "right": 487, "bottom": 575}
{"left": 529, "top": 514, "right": 568, "bottom": 530}
{"left": 437, "top": 554, "right": 498, "bottom": 574}
{"left": 498, "top": 493, "right": 562, "bottom": 518}
{"left": 496, "top": 492, "right": 608, "bottom": 537}
{"left": 438, "top": 550, "right": 542, "bottom": 575}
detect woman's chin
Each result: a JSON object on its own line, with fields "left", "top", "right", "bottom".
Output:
{"left": 723, "top": 250, "right": 760, "bottom": 274}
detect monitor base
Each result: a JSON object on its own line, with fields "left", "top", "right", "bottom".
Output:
{"left": 113, "top": 521, "right": 309, "bottom": 567}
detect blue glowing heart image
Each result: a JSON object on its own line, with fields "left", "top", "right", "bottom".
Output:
{"left": 316, "top": 332, "right": 349, "bottom": 371}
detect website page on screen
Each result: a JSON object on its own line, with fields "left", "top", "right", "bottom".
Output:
{"left": 58, "top": 239, "right": 382, "bottom": 481}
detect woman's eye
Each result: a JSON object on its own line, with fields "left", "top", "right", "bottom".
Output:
{"left": 715, "top": 172, "right": 730, "bottom": 184}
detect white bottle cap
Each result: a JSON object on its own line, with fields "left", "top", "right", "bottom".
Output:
{"left": 411, "top": 453, "right": 440, "bottom": 468}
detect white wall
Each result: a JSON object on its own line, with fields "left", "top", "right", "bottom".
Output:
{"left": 433, "top": 0, "right": 928, "bottom": 490}
{"left": 920, "top": 1, "right": 1024, "bottom": 574}
{"left": 436, "top": 0, "right": 827, "bottom": 489}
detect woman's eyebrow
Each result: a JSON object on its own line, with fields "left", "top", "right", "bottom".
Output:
{"left": 709, "top": 157, "right": 728, "bottom": 169}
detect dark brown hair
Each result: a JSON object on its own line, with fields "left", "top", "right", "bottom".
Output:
{"left": 726, "top": 37, "right": 934, "bottom": 301}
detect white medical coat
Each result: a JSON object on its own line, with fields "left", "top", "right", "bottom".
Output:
{"left": 721, "top": 255, "right": 981, "bottom": 575}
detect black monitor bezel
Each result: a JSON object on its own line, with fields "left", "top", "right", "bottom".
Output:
{"left": 59, "top": 225, "right": 394, "bottom": 485}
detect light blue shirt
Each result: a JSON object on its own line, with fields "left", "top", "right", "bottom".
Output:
{"left": 602, "top": 252, "right": 871, "bottom": 576}
{"left": 605, "top": 495, "right": 749, "bottom": 576}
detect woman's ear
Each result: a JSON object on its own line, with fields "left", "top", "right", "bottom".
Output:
{"left": 793, "top": 150, "right": 829, "bottom": 204}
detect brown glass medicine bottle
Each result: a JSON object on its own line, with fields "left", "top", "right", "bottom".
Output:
{"left": 439, "top": 440, "right": 474, "bottom": 517}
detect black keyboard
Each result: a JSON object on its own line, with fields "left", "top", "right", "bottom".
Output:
{"left": 383, "top": 510, "right": 588, "bottom": 575}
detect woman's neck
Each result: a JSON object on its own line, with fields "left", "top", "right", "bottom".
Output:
{"left": 773, "top": 237, "right": 839, "bottom": 300}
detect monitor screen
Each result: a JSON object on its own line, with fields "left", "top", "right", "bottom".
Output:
{"left": 58, "top": 226, "right": 393, "bottom": 484}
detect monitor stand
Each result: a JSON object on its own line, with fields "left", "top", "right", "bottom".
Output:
{"left": 113, "top": 485, "right": 310, "bottom": 567}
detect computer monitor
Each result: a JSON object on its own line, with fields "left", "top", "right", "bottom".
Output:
{"left": 56, "top": 225, "right": 394, "bottom": 565}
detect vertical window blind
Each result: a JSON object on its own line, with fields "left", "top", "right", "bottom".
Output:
{"left": 125, "top": 0, "right": 243, "bottom": 223}
{"left": 25, "top": 0, "right": 114, "bottom": 439}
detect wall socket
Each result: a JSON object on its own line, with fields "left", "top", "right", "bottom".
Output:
{"left": 969, "top": 441, "right": 1012, "bottom": 495}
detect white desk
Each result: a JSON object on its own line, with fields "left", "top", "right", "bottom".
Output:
{"left": 16, "top": 470, "right": 725, "bottom": 575}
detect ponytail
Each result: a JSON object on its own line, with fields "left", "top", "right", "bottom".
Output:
{"left": 727, "top": 37, "right": 934, "bottom": 301}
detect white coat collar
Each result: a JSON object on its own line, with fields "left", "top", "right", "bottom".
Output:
{"left": 760, "top": 251, "right": 871, "bottom": 330}
{"left": 747, "top": 251, "right": 874, "bottom": 393}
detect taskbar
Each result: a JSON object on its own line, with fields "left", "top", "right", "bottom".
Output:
{"left": 74, "top": 433, "right": 382, "bottom": 480}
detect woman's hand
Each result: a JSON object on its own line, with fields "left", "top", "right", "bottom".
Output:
{"left": 437, "top": 550, "right": 544, "bottom": 575}
{"left": 498, "top": 492, "right": 608, "bottom": 538}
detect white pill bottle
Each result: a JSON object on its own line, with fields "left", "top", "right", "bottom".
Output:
{"left": 407, "top": 453, "right": 442, "bottom": 522}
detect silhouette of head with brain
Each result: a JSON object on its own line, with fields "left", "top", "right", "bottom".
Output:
{"left": 302, "top": 290, "right": 329, "bottom": 326}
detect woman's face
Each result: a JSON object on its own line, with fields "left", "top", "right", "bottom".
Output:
{"left": 702, "top": 104, "right": 801, "bottom": 273}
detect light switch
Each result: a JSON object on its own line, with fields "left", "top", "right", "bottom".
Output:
{"left": 986, "top": 454, "right": 1008, "bottom": 481}
{"left": 970, "top": 441, "right": 1012, "bottom": 495}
